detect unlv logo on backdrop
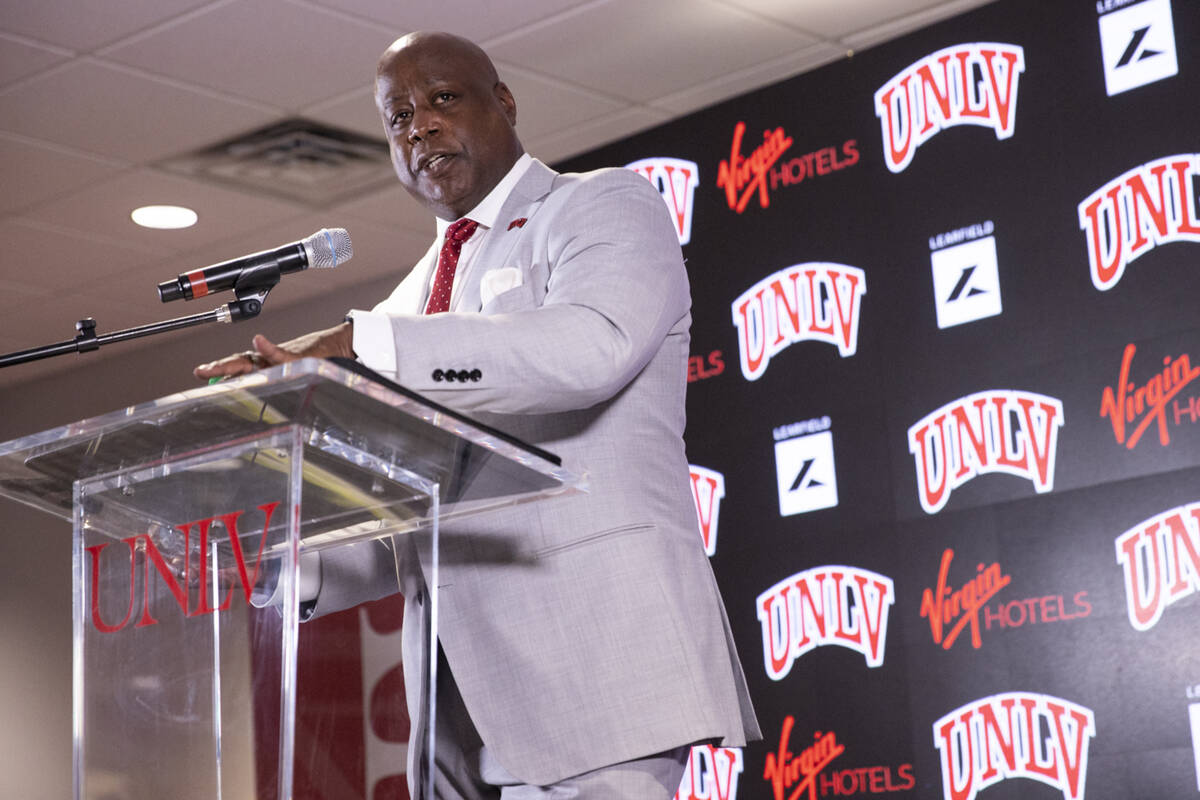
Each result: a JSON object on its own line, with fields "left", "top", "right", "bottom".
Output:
{"left": 908, "top": 390, "right": 1064, "bottom": 514}
{"left": 84, "top": 503, "right": 277, "bottom": 632}
{"left": 1099, "top": 343, "right": 1200, "bottom": 449}
{"left": 689, "top": 465, "right": 726, "bottom": 556}
{"left": 934, "top": 692, "right": 1096, "bottom": 800}
{"left": 716, "top": 121, "right": 794, "bottom": 213}
{"left": 731, "top": 263, "right": 866, "bottom": 380}
{"left": 874, "top": 43, "right": 1025, "bottom": 173}
{"left": 1097, "top": 0, "right": 1179, "bottom": 96}
{"left": 675, "top": 745, "right": 744, "bottom": 800}
{"left": 627, "top": 157, "right": 700, "bottom": 245}
{"left": 1078, "top": 153, "right": 1200, "bottom": 291}
{"left": 1114, "top": 501, "right": 1200, "bottom": 632}
{"left": 756, "top": 565, "right": 895, "bottom": 679}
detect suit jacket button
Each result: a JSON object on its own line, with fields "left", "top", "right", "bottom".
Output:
{"left": 445, "top": 370, "right": 456, "bottom": 382}
{"left": 457, "top": 370, "right": 471, "bottom": 382}
{"left": 469, "top": 369, "right": 482, "bottom": 382}
{"left": 432, "top": 369, "right": 444, "bottom": 382}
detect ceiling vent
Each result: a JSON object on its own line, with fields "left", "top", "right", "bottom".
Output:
{"left": 158, "top": 118, "right": 395, "bottom": 207}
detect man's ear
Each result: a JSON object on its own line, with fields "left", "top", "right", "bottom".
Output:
{"left": 494, "top": 81, "right": 517, "bottom": 126}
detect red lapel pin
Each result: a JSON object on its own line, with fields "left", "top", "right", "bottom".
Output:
{"left": 507, "top": 217, "right": 528, "bottom": 230}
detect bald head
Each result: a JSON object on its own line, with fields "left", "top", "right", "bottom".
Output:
{"left": 374, "top": 32, "right": 524, "bottom": 219}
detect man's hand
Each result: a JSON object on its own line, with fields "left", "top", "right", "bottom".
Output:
{"left": 193, "top": 322, "right": 355, "bottom": 381}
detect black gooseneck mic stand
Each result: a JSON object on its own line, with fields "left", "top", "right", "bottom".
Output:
{"left": 0, "top": 269, "right": 278, "bottom": 369}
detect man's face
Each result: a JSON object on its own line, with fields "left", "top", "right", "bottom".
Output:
{"left": 375, "top": 39, "right": 522, "bottom": 220}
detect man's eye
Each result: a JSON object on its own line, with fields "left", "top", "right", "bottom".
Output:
{"left": 390, "top": 111, "right": 411, "bottom": 126}
{"left": 435, "top": 92, "right": 455, "bottom": 103}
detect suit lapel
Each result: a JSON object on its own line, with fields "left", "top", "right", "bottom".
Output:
{"left": 453, "top": 159, "right": 557, "bottom": 313}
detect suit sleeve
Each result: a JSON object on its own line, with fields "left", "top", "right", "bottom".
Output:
{"left": 355, "top": 169, "right": 689, "bottom": 415}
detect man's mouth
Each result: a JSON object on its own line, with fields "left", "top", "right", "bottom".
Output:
{"left": 420, "top": 153, "right": 455, "bottom": 172}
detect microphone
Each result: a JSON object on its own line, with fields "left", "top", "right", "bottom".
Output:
{"left": 157, "top": 228, "right": 352, "bottom": 302}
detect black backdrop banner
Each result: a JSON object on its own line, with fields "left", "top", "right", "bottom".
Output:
{"left": 557, "top": 1, "right": 1200, "bottom": 798}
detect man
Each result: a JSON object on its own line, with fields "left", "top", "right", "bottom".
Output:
{"left": 197, "top": 31, "right": 759, "bottom": 799}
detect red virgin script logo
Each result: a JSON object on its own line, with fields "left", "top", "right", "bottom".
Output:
{"left": 757, "top": 566, "right": 894, "bottom": 679}
{"left": 935, "top": 692, "right": 1096, "bottom": 800}
{"left": 627, "top": 157, "right": 700, "bottom": 245}
{"left": 716, "top": 121, "right": 793, "bottom": 213}
{"left": 908, "top": 390, "right": 1064, "bottom": 514}
{"left": 763, "top": 717, "right": 844, "bottom": 800}
{"left": 920, "top": 548, "right": 1011, "bottom": 650}
{"left": 689, "top": 465, "right": 725, "bottom": 557}
{"left": 84, "top": 503, "right": 278, "bottom": 632}
{"left": 1100, "top": 343, "right": 1200, "bottom": 449}
{"left": 732, "top": 263, "right": 866, "bottom": 380}
{"left": 1077, "top": 154, "right": 1200, "bottom": 291}
{"left": 874, "top": 43, "right": 1025, "bottom": 173}
{"left": 675, "top": 745, "right": 744, "bottom": 800}
{"left": 1115, "top": 501, "right": 1200, "bottom": 632}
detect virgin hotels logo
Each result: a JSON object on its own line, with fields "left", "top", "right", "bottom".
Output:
{"left": 627, "top": 157, "right": 700, "bottom": 245}
{"left": 1078, "top": 154, "right": 1200, "bottom": 291}
{"left": 934, "top": 692, "right": 1096, "bottom": 800}
{"left": 907, "top": 390, "right": 1064, "bottom": 514}
{"left": 874, "top": 43, "right": 1025, "bottom": 173}
{"left": 689, "top": 465, "right": 726, "bottom": 557}
{"left": 1114, "top": 501, "right": 1200, "bottom": 631}
{"left": 920, "top": 548, "right": 1012, "bottom": 651}
{"left": 1099, "top": 343, "right": 1200, "bottom": 449}
{"left": 756, "top": 565, "right": 895, "bottom": 679}
{"left": 732, "top": 263, "right": 866, "bottom": 380}
{"left": 763, "top": 717, "right": 844, "bottom": 800}
{"left": 716, "top": 121, "right": 793, "bottom": 213}
{"left": 85, "top": 503, "right": 277, "bottom": 632}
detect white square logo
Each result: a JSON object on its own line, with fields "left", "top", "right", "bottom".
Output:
{"left": 774, "top": 431, "right": 838, "bottom": 516}
{"left": 1099, "top": 0, "right": 1179, "bottom": 96}
{"left": 931, "top": 236, "right": 1002, "bottom": 329}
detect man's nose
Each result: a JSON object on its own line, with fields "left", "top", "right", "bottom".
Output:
{"left": 408, "top": 107, "right": 441, "bottom": 143}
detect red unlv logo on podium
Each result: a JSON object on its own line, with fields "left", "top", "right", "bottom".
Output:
{"left": 84, "top": 503, "right": 278, "bottom": 632}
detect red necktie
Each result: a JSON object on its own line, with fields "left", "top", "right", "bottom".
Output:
{"left": 424, "top": 218, "right": 479, "bottom": 314}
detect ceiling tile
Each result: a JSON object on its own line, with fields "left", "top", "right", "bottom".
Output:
{"left": 0, "top": 135, "right": 125, "bottom": 215}
{"left": 20, "top": 168, "right": 306, "bottom": 255}
{"left": 649, "top": 41, "right": 846, "bottom": 115}
{"left": 101, "top": 0, "right": 396, "bottom": 109}
{"left": 0, "top": 0, "right": 218, "bottom": 52}
{"left": 487, "top": 0, "right": 817, "bottom": 104}
{"left": 842, "top": 0, "right": 996, "bottom": 51}
{"left": 499, "top": 65, "right": 629, "bottom": 142}
{"left": 525, "top": 106, "right": 672, "bottom": 165}
{"left": 0, "top": 220, "right": 167, "bottom": 303}
{"left": 0, "top": 58, "right": 279, "bottom": 163}
{"left": 332, "top": 184, "right": 434, "bottom": 237}
{"left": 0, "top": 34, "right": 71, "bottom": 87}
{"left": 310, "top": 0, "right": 590, "bottom": 44}
{"left": 304, "top": 86, "right": 387, "bottom": 140}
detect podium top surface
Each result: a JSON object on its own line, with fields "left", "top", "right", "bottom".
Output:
{"left": 0, "top": 358, "right": 583, "bottom": 543}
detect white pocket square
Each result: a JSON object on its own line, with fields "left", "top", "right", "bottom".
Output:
{"left": 481, "top": 267, "right": 523, "bottom": 308}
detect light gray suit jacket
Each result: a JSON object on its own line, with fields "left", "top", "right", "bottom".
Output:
{"left": 316, "top": 159, "right": 759, "bottom": 785}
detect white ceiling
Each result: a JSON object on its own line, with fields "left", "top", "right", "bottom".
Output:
{"left": 0, "top": 0, "right": 993, "bottom": 384}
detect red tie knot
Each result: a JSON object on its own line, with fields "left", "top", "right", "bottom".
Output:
{"left": 448, "top": 218, "right": 478, "bottom": 244}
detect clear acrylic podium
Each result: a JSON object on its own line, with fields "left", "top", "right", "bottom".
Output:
{"left": 0, "top": 358, "right": 583, "bottom": 800}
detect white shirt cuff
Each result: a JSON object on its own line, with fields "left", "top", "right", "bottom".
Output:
{"left": 346, "top": 309, "right": 399, "bottom": 379}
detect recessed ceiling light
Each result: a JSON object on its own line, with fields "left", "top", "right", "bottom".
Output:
{"left": 131, "top": 205, "right": 198, "bottom": 229}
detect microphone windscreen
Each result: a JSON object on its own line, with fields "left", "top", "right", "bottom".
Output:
{"left": 303, "top": 228, "right": 353, "bottom": 269}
